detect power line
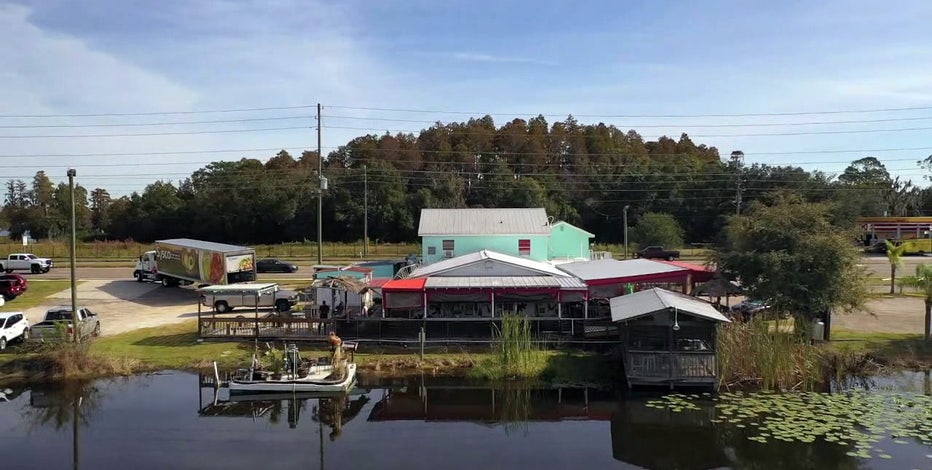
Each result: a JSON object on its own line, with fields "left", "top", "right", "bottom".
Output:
{"left": 0, "top": 126, "right": 309, "bottom": 139}
{"left": 321, "top": 124, "right": 932, "bottom": 139}
{"left": 326, "top": 103, "right": 932, "bottom": 118}
{"left": 325, "top": 113, "right": 932, "bottom": 128}
{"left": 0, "top": 104, "right": 318, "bottom": 119}
{"left": 0, "top": 115, "right": 313, "bottom": 129}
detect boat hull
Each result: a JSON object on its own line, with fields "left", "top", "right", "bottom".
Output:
{"left": 229, "top": 363, "right": 357, "bottom": 394}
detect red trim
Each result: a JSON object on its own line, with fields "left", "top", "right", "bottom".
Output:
{"left": 585, "top": 272, "right": 691, "bottom": 286}
{"left": 381, "top": 278, "right": 427, "bottom": 292}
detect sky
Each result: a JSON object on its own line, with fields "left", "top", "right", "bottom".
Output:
{"left": 3, "top": 0, "right": 932, "bottom": 195}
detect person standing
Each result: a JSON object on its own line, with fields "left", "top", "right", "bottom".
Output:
{"left": 318, "top": 300, "right": 330, "bottom": 334}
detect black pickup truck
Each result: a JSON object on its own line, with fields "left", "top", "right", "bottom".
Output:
{"left": 634, "top": 246, "right": 681, "bottom": 261}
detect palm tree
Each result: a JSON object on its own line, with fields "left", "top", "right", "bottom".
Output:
{"left": 900, "top": 264, "right": 932, "bottom": 340}
{"left": 885, "top": 240, "right": 908, "bottom": 294}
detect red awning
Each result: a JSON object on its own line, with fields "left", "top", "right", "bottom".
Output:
{"left": 367, "top": 278, "right": 392, "bottom": 289}
{"left": 381, "top": 278, "right": 427, "bottom": 292}
{"left": 655, "top": 260, "right": 715, "bottom": 282}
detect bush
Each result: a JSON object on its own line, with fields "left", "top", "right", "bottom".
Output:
{"left": 629, "top": 212, "right": 685, "bottom": 248}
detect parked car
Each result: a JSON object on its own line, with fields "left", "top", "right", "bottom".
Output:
{"left": 0, "top": 311, "right": 29, "bottom": 350}
{"left": 634, "top": 246, "right": 681, "bottom": 261}
{"left": 30, "top": 306, "right": 101, "bottom": 341}
{"left": 0, "top": 274, "right": 28, "bottom": 300}
{"left": 256, "top": 258, "right": 299, "bottom": 273}
{"left": 0, "top": 253, "right": 53, "bottom": 274}
{"left": 730, "top": 299, "right": 771, "bottom": 320}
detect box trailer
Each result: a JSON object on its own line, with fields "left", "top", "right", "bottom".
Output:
{"left": 133, "top": 238, "right": 257, "bottom": 287}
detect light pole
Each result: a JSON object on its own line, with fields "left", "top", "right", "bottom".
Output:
{"left": 67, "top": 169, "right": 78, "bottom": 343}
{"left": 623, "top": 205, "right": 630, "bottom": 260}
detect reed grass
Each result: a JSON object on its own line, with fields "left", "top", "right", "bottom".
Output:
{"left": 717, "top": 317, "right": 823, "bottom": 390}
{"left": 472, "top": 314, "right": 548, "bottom": 380}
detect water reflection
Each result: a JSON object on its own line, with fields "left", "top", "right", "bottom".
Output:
{"left": 198, "top": 388, "right": 370, "bottom": 438}
{"left": 22, "top": 380, "right": 101, "bottom": 470}
{"left": 0, "top": 372, "right": 927, "bottom": 470}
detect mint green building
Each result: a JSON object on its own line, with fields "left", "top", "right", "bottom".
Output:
{"left": 417, "top": 208, "right": 594, "bottom": 265}
{"left": 549, "top": 221, "right": 596, "bottom": 261}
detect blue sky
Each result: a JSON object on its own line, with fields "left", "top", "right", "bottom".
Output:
{"left": 2, "top": 0, "right": 932, "bottom": 194}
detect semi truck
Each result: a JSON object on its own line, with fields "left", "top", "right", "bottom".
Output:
{"left": 133, "top": 238, "right": 257, "bottom": 287}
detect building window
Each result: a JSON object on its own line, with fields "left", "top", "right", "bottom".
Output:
{"left": 518, "top": 239, "right": 531, "bottom": 256}
{"left": 427, "top": 246, "right": 436, "bottom": 255}
{"left": 442, "top": 240, "right": 455, "bottom": 251}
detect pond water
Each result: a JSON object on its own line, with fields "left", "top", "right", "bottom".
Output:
{"left": 0, "top": 370, "right": 929, "bottom": 470}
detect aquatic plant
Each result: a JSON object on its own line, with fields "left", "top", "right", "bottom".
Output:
{"left": 472, "top": 314, "right": 547, "bottom": 380}
{"left": 647, "top": 391, "right": 932, "bottom": 461}
{"left": 717, "top": 317, "right": 823, "bottom": 390}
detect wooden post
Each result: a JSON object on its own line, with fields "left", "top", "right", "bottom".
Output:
{"left": 491, "top": 292, "right": 495, "bottom": 318}
{"left": 254, "top": 293, "right": 260, "bottom": 339}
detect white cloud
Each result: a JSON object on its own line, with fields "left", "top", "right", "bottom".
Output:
{"left": 450, "top": 52, "right": 556, "bottom": 66}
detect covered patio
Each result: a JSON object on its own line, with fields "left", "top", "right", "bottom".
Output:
{"left": 611, "top": 287, "right": 730, "bottom": 390}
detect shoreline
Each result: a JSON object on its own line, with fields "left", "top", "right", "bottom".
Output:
{"left": 0, "top": 321, "right": 929, "bottom": 386}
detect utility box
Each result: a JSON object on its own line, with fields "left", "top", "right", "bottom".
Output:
{"left": 811, "top": 319, "right": 825, "bottom": 342}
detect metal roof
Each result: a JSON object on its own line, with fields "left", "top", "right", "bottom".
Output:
{"left": 410, "top": 250, "right": 571, "bottom": 278}
{"left": 197, "top": 283, "right": 279, "bottom": 293}
{"left": 418, "top": 208, "right": 550, "bottom": 236}
{"left": 158, "top": 238, "right": 254, "bottom": 253}
{"left": 610, "top": 288, "right": 730, "bottom": 323}
{"left": 557, "top": 258, "right": 686, "bottom": 281}
{"left": 425, "top": 276, "right": 561, "bottom": 289}
{"left": 551, "top": 221, "right": 596, "bottom": 237}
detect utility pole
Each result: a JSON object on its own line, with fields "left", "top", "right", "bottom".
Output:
{"left": 731, "top": 150, "right": 744, "bottom": 217}
{"left": 363, "top": 164, "right": 368, "bottom": 257}
{"left": 67, "top": 169, "right": 78, "bottom": 343}
{"left": 317, "top": 103, "right": 323, "bottom": 266}
{"left": 623, "top": 205, "right": 630, "bottom": 260}
{"left": 735, "top": 180, "right": 743, "bottom": 217}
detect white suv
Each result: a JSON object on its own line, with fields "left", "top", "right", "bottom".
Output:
{"left": 0, "top": 312, "right": 29, "bottom": 350}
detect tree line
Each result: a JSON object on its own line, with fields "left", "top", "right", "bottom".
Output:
{"left": 2, "top": 115, "right": 931, "bottom": 246}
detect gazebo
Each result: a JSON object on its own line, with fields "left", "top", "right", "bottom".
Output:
{"left": 610, "top": 287, "right": 730, "bottom": 390}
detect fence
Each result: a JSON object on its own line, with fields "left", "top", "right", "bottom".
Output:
{"left": 197, "top": 315, "right": 619, "bottom": 344}
{"left": 624, "top": 351, "right": 717, "bottom": 380}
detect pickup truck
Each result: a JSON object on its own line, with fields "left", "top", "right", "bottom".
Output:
{"left": 199, "top": 283, "right": 298, "bottom": 313}
{"left": 0, "top": 253, "right": 53, "bottom": 274}
{"left": 30, "top": 306, "right": 101, "bottom": 341}
{"left": 634, "top": 245, "right": 681, "bottom": 261}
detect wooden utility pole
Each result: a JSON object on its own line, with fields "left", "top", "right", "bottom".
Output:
{"left": 317, "top": 103, "right": 323, "bottom": 266}
{"left": 363, "top": 164, "right": 368, "bottom": 257}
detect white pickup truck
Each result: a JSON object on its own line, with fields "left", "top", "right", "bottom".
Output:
{"left": 30, "top": 306, "right": 101, "bottom": 341}
{"left": 198, "top": 283, "right": 298, "bottom": 313}
{"left": 0, "top": 253, "right": 53, "bottom": 274}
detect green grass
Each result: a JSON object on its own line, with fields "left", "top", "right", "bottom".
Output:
{"left": 829, "top": 329, "right": 932, "bottom": 368}
{"left": 90, "top": 321, "right": 254, "bottom": 370}
{"left": 4, "top": 280, "right": 74, "bottom": 309}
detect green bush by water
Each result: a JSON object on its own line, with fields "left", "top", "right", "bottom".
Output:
{"left": 472, "top": 314, "right": 547, "bottom": 380}
{"left": 717, "top": 317, "right": 823, "bottom": 390}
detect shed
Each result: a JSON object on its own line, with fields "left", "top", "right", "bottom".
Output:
{"left": 610, "top": 288, "right": 729, "bottom": 390}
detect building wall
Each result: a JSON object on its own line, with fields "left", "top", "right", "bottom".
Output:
{"left": 421, "top": 235, "right": 549, "bottom": 264}
{"left": 549, "top": 223, "right": 593, "bottom": 260}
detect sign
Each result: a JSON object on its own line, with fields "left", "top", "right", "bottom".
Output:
{"left": 226, "top": 254, "right": 255, "bottom": 274}
{"left": 21, "top": 235, "right": 27, "bottom": 247}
